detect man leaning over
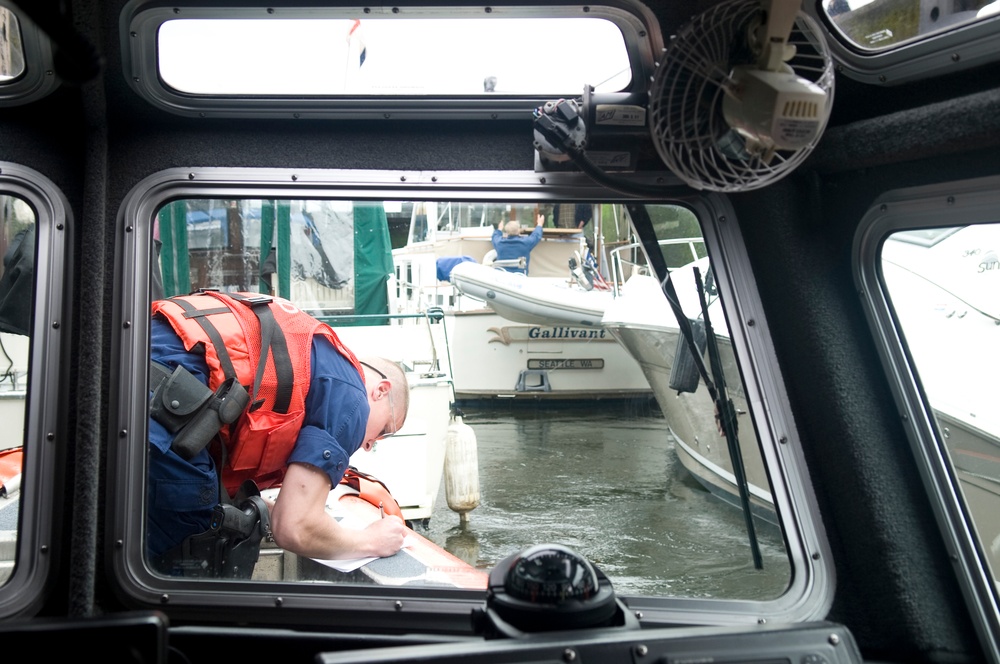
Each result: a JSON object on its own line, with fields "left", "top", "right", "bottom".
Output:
{"left": 146, "top": 289, "right": 409, "bottom": 577}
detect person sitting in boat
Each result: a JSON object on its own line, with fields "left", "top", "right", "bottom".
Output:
{"left": 146, "top": 289, "right": 410, "bottom": 578}
{"left": 491, "top": 213, "right": 545, "bottom": 275}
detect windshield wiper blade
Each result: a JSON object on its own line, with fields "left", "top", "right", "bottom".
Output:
{"left": 627, "top": 204, "right": 763, "bottom": 570}
{"left": 693, "top": 266, "right": 762, "bottom": 570}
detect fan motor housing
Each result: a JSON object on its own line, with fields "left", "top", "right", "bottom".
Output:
{"left": 722, "top": 67, "right": 828, "bottom": 152}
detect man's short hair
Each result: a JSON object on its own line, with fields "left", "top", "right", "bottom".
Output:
{"left": 503, "top": 220, "right": 521, "bottom": 236}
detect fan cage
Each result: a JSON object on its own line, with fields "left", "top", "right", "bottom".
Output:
{"left": 648, "top": 0, "right": 835, "bottom": 192}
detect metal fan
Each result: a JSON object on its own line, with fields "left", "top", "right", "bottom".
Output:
{"left": 648, "top": 0, "right": 835, "bottom": 191}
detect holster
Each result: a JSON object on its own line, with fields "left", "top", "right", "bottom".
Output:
{"left": 150, "top": 362, "right": 250, "bottom": 460}
{"left": 155, "top": 481, "right": 272, "bottom": 579}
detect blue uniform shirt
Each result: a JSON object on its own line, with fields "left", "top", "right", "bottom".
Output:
{"left": 491, "top": 225, "right": 543, "bottom": 274}
{"left": 146, "top": 316, "right": 368, "bottom": 558}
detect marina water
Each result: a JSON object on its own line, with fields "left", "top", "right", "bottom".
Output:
{"left": 419, "top": 399, "right": 791, "bottom": 600}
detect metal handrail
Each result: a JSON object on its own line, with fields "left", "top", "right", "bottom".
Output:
{"left": 313, "top": 308, "right": 452, "bottom": 386}
{"left": 608, "top": 237, "right": 705, "bottom": 297}
{"left": 313, "top": 310, "right": 444, "bottom": 325}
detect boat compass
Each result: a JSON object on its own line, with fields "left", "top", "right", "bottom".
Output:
{"left": 472, "top": 543, "right": 638, "bottom": 638}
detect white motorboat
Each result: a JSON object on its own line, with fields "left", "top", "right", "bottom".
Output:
{"left": 880, "top": 225, "right": 1000, "bottom": 575}
{"left": 330, "top": 322, "right": 460, "bottom": 524}
{"left": 601, "top": 248, "right": 776, "bottom": 523}
{"left": 392, "top": 202, "right": 653, "bottom": 402}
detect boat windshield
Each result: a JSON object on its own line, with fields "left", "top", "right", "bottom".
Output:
{"left": 138, "top": 194, "right": 792, "bottom": 606}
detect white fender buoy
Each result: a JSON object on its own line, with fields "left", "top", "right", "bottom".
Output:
{"left": 444, "top": 411, "right": 480, "bottom": 524}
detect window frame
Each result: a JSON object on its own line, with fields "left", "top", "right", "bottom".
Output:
{"left": 119, "top": 0, "right": 660, "bottom": 120}
{"left": 808, "top": 0, "right": 1000, "bottom": 85}
{"left": 0, "top": 2, "right": 59, "bottom": 107}
{"left": 853, "top": 174, "right": 1000, "bottom": 664}
{"left": 0, "top": 162, "right": 72, "bottom": 619}
{"left": 110, "top": 166, "right": 832, "bottom": 629}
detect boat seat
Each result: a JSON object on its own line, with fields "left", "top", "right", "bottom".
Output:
{"left": 515, "top": 369, "right": 551, "bottom": 392}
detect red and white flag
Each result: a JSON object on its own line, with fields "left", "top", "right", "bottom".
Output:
{"left": 347, "top": 19, "right": 367, "bottom": 68}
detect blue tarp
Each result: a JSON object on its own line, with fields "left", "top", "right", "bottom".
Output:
{"left": 437, "top": 256, "right": 477, "bottom": 282}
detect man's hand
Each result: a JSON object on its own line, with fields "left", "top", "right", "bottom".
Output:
{"left": 536, "top": 214, "right": 545, "bottom": 227}
{"left": 271, "top": 462, "right": 407, "bottom": 560}
{"left": 363, "top": 515, "right": 408, "bottom": 557}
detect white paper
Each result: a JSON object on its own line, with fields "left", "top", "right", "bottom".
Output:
{"left": 314, "top": 555, "right": 378, "bottom": 573}
{"left": 309, "top": 511, "right": 417, "bottom": 572}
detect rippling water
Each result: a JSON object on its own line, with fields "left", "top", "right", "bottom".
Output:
{"left": 418, "top": 400, "right": 790, "bottom": 600}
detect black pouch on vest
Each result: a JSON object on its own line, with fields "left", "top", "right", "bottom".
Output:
{"left": 149, "top": 363, "right": 214, "bottom": 434}
{"left": 150, "top": 362, "right": 250, "bottom": 460}
{"left": 170, "top": 377, "right": 250, "bottom": 460}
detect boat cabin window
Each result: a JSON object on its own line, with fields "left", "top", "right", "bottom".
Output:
{"left": 881, "top": 226, "right": 1000, "bottom": 574}
{"left": 0, "top": 5, "right": 58, "bottom": 106}
{"left": 823, "top": 0, "right": 1000, "bottom": 50}
{"left": 0, "top": 164, "right": 68, "bottom": 618}
{"left": 113, "top": 170, "right": 830, "bottom": 627}
{"left": 817, "top": 0, "right": 1000, "bottom": 85}
{"left": 0, "top": 8, "right": 26, "bottom": 83}
{"left": 121, "top": 2, "right": 658, "bottom": 118}
{"left": 858, "top": 178, "right": 1000, "bottom": 653}
{"left": 0, "top": 191, "right": 32, "bottom": 585}
{"left": 157, "top": 17, "right": 631, "bottom": 96}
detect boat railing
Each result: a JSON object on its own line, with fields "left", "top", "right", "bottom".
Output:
{"left": 392, "top": 251, "right": 479, "bottom": 314}
{"left": 312, "top": 308, "right": 450, "bottom": 380}
{"left": 608, "top": 238, "right": 706, "bottom": 297}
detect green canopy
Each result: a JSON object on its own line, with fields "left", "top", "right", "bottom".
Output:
{"left": 352, "top": 202, "right": 393, "bottom": 325}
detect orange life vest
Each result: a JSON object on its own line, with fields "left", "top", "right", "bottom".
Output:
{"left": 152, "top": 290, "right": 363, "bottom": 494}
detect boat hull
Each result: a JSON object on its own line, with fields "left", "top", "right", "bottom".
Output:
{"left": 446, "top": 309, "right": 653, "bottom": 401}
{"left": 607, "top": 322, "right": 776, "bottom": 523}
{"left": 393, "top": 224, "right": 652, "bottom": 402}
{"left": 601, "top": 272, "right": 775, "bottom": 522}
{"left": 937, "top": 409, "right": 1000, "bottom": 577}
{"left": 881, "top": 229, "right": 1000, "bottom": 580}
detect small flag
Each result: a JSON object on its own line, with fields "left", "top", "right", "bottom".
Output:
{"left": 348, "top": 19, "right": 367, "bottom": 67}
